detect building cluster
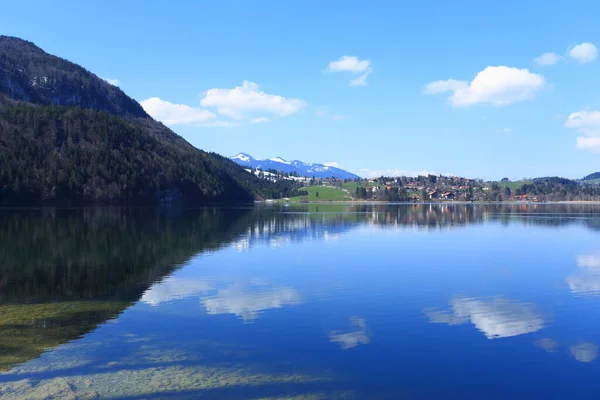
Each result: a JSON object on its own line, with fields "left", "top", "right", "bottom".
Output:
{"left": 361, "top": 175, "right": 486, "bottom": 202}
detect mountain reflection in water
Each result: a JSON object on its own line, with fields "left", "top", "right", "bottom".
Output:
{"left": 1, "top": 203, "right": 600, "bottom": 399}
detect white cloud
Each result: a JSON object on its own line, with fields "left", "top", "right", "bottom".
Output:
{"left": 329, "top": 317, "right": 370, "bottom": 349}
{"left": 500, "top": 128, "right": 513, "bottom": 133}
{"left": 141, "top": 277, "right": 213, "bottom": 306}
{"left": 565, "top": 111, "right": 600, "bottom": 135}
{"left": 425, "top": 297, "right": 545, "bottom": 339}
{"left": 349, "top": 72, "right": 370, "bottom": 87}
{"left": 324, "top": 162, "right": 341, "bottom": 168}
{"left": 534, "top": 52, "right": 562, "bottom": 66}
{"left": 332, "top": 114, "right": 345, "bottom": 120}
{"left": 568, "top": 42, "right": 598, "bottom": 63}
{"left": 102, "top": 77, "right": 120, "bottom": 86}
{"left": 578, "top": 137, "right": 600, "bottom": 151}
{"left": 326, "top": 56, "right": 372, "bottom": 87}
{"left": 564, "top": 111, "right": 600, "bottom": 152}
{"left": 327, "top": 56, "right": 371, "bottom": 73}
{"left": 200, "top": 81, "right": 305, "bottom": 119}
{"left": 424, "top": 66, "right": 545, "bottom": 107}
{"left": 142, "top": 81, "right": 304, "bottom": 127}
{"left": 423, "top": 79, "right": 468, "bottom": 94}
{"left": 201, "top": 283, "right": 300, "bottom": 321}
{"left": 570, "top": 342, "right": 598, "bottom": 362}
{"left": 141, "top": 97, "right": 217, "bottom": 125}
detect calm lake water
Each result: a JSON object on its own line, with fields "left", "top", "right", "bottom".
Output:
{"left": 1, "top": 204, "right": 600, "bottom": 399}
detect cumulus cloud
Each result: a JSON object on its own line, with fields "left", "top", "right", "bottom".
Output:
{"left": 141, "top": 97, "right": 217, "bottom": 125}
{"left": 142, "top": 81, "right": 304, "bottom": 127}
{"left": 201, "top": 283, "right": 300, "bottom": 321}
{"left": 423, "top": 79, "right": 468, "bottom": 94}
{"left": 568, "top": 42, "right": 598, "bottom": 63}
{"left": 326, "top": 56, "right": 372, "bottom": 87}
{"left": 570, "top": 342, "right": 598, "bottom": 362}
{"left": 425, "top": 297, "right": 545, "bottom": 339}
{"left": 200, "top": 81, "right": 305, "bottom": 119}
{"left": 329, "top": 317, "right": 370, "bottom": 349}
{"left": 564, "top": 111, "right": 600, "bottom": 152}
{"left": 327, "top": 56, "right": 371, "bottom": 73}
{"left": 533, "top": 52, "right": 562, "bottom": 66}
{"left": 424, "top": 66, "right": 545, "bottom": 107}
{"left": 102, "top": 77, "right": 120, "bottom": 86}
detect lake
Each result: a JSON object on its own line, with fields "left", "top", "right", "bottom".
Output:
{"left": 1, "top": 204, "right": 600, "bottom": 399}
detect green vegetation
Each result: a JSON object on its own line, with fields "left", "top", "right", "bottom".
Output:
{"left": 583, "top": 172, "right": 600, "bottom": 181}
{"left": 486, "top": 180, "right": 532, "bottom": 191}
{"left": 0, "top": 301, "right": 130, "bottom": 371}
{"left": 289, "top": 185, "right": 351, "bottom": 201}
{"left": 342, "top": 181, "right": 381, "bottom": 193}
{"left": 0, "top": 36, "right": 300, "bottom": 205}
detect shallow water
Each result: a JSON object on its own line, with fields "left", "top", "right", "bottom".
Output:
{"left": 1, "top": 204, "right": 600, "bottom": 399}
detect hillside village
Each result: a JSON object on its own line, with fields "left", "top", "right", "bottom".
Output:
{"left": 246, "top": 167, "right": 600, "bottom": 202}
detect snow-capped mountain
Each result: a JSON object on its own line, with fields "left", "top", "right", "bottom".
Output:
{"left": 230, "top": 153, "right": 360, "bottom": 180}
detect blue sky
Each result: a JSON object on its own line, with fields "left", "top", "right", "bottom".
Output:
{"left": 3, "top": 0, "right": 600, "bottom": 180}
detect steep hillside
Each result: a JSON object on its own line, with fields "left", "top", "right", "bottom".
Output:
{"left": 0, "top": 36, "right": 147, "bottom": 117}
{"left": 0, "top": 36, "right": 295, "bottom": 205}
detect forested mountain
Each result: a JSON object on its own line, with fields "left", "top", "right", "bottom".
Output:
{"left": 0, "top": 36, "right": 297, "bottom": 205}
{"left": 582, "top": 172, "right": 600, "bottom": 181}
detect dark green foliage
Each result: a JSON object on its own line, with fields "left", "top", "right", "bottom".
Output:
{"left": 206, "top": 152, "right": 302, "bottom": 200}
{"left": 583, "top": 172, "right": 600, "bottom": 181}
{"left": 290, "top": 189, "right": 309, "bottom": 197}
{"left": 0, "top": 36, "right": 299, "bottom": 205}
{"left": 0, "top": 97, "right": 255, "bottom": 205}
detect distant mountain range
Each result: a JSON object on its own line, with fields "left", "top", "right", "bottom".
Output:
{"left": 230, "top": 153, "right": 360, "bottom": 180}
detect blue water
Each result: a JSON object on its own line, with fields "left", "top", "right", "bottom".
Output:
{"left": 1, "top": 204, "right": 600, "bottom": 399}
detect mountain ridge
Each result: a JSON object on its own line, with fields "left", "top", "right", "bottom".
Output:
{"left": 230, "top": 153, "right": 361, "bottom": 180}
{"left": 0, "top": 36, "right": 299, "bottom": 205}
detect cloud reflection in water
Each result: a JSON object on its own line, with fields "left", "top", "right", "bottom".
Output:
{"left": 329, "top": 317, "right": 370, "bottom": 349}
{"left": 141, "top": 277, "right": 213, "bottom": 306}
{"left": 570, "top": 342, "right": 598, "bottom": 363}
{"left": 201, "top": 284, "right": 301, "bottom": 321}
{"left": 425, "top": 297, "right": 545, "bottom": 339}
{"left": 566, "top": 255, "right": 600, "bottom": 295}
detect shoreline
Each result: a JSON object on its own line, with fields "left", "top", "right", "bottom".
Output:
{"left": 266, "top": 200, "right": 600, "bottom": 205}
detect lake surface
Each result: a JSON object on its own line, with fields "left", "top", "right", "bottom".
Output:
{"left": 1, "top": 204, "right": 600, "bottom": 399}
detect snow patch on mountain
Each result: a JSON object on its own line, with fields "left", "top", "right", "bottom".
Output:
{"left": 269, "top": 157, "right": 291, "bottom": 165}
{"left": 232, "top": 153, "right": 251, "bottom": 162}
{"left": 230, "top": 153, "right": 360, "bottom": 179}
